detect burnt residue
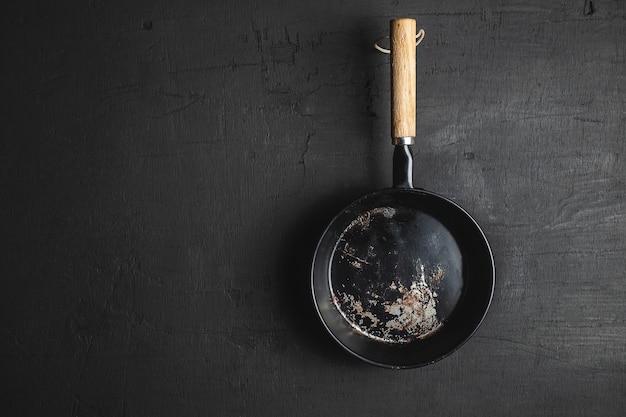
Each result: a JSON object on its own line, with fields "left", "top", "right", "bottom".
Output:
{"left": 329, "top": 205, "right": 463, "bottom": 344}
{"left": 339, "top": 242, "right": 371, "bottom": 269}
{"left": 333, "top": 271, "right": 444, "bottom": 343}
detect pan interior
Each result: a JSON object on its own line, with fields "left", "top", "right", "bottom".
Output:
{"left": 329, "top": 203, "right": 463, "bottom": 344}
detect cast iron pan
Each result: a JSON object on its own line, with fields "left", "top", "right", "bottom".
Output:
{"left": 311, "top": 19, "right": 495, "bottom": 369}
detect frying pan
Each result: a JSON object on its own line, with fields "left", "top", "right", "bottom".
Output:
{"left": 311, "top": 18, "right": 495, "bottom": 368}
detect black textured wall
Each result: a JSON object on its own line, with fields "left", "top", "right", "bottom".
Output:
{"left": 2, "top": 1, "right": 624, "bottom": 416}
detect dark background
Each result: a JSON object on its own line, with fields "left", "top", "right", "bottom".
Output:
{"left": 1, "top": 0, "right": 624, "bottom": 416}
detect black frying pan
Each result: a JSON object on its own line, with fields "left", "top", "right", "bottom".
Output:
{"left": 311, "top": 18, "right": 495, "bottom": 369}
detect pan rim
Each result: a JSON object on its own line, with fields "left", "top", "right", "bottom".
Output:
{"left": 310, "top": 187, "right": 495, "bottom": 369}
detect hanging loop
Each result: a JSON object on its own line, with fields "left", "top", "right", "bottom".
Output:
{"left": 374, "top": 28, "right": 425, "bottom": 54}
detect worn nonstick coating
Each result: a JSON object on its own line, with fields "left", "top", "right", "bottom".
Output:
{"left": 310, "top": 19, "right": 495, "bottom": 368}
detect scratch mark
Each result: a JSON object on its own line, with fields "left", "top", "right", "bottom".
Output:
{"left": 300, "top": 133, "right": 311, "bottom": 168}
{"left": 364, "top": 77, "right": 377, "bottom": 118}
{"left": 76, "top": 335, "right": 95, "bottom": 388}
{"left": 573, "top": 116, "right": 603, "bottom": 123}
{"left": 340, "top": 249, "right": 371, "bottom": 266}
{"left": 155, "top": 90, "right": 209, "bottom": 118}
{"left": 146, "top": 36, "right": 163, "bottom": 51}
{"left": 475, "top": 335, "right": 608, "bottom": 372}
{"left": 500, "top": 248, "right": 626, "bottom": 258}
{"left": 169, "top": 61, "right": 261, "bottom": 75}
{"left": 226, "top": 288, "right": 242, "bottom": 308}
{"left": 251, "top": 19, "right": 266, "bottom": 53}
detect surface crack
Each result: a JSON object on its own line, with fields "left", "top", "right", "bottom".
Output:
{"left": 583, "top": 0, "right": 595, "bottom": 15}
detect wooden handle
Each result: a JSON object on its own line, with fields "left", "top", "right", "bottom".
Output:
{"left": 390, "top": 18, "right": 416, "bottom": 142}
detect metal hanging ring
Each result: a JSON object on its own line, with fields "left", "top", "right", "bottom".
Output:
{"left": 374, "top": 28, "right": 425, "bottom": 54}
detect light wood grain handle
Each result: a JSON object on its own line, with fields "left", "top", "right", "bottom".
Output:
{"left": 390, "top": 18, "right": 416, "bottom": 143}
